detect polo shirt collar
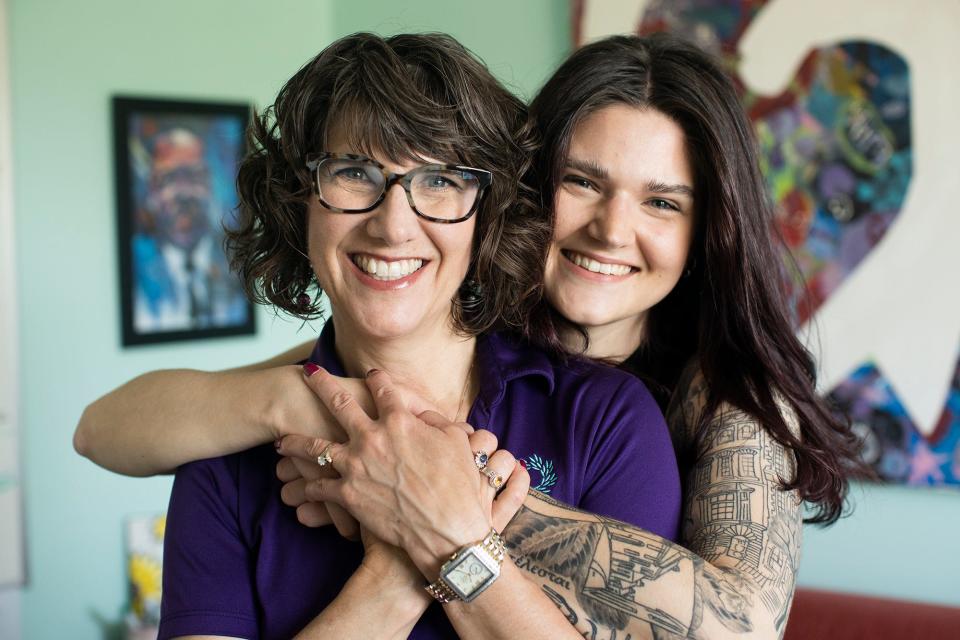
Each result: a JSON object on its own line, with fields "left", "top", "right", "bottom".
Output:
{"left": 307, "top": 321, "right": 556, "bottom": 413}
{"left": 473, "top": 332, "right": 555, "bottom": 415}
{"left": 307, "top": 321, "right": 346, "bottom": 376}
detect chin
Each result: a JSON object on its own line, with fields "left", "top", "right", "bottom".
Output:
{"left": 356, "top": 317, "right": 424, "bottom": 341}
{"left": 549, "top": 291, "right": 610, "bottom": 325}
{"left": 558, "top": 305, "right": 619, "bottom": 330}
{"left": 370, "top": 306, "right": 446, "bottom": 340}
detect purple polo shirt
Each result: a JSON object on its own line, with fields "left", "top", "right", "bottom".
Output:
{"left": 158, "top": 323, "right": 680, "bottom": 639}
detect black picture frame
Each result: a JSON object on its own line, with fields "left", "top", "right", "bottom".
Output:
{"left": 113, "top": 96, "right": 255, "bottom": 346}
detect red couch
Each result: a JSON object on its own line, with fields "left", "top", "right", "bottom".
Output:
{"left": 784, "top": 588, "right": 960, "bottom": 640}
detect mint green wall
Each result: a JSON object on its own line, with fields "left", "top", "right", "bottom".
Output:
{"left": 10, "top": 1, "right": 336, "bottom": 638}
{"left": 7, "top": 1, "right": 957, "bottom": 638}
{"left": 333, "top": 0, "right": 570, "bottom": 99}
{"left": 799, "top": 483, "right": 960, "bottom": 606}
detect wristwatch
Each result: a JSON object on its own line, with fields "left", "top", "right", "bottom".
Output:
{"left": 425, "top": 528, "right": 506, "bottom": 603}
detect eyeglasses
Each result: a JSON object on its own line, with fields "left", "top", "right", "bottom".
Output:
{"left": 306, "top": 152, "right": 492, "bottom": 224}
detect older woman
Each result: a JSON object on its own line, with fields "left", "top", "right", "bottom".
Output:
{"left": 139, "top": 32, "right": 679, "bottom": 640}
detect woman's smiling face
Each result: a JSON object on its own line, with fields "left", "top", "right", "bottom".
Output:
{"left": 307, "top": 127, "right": 476, "bottom": 342}
{"left": 544, "top": 104, "right": 696, "bottom": 355}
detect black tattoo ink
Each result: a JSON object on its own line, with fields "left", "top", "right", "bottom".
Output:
{"left": 503, "top": 372, "right": 804, "bottom": 640}
{"left": 516, "top": 555, "right": 573, "bottom": 590}
{"left": 542, "top": 585, "right": 579, "bottom": 626}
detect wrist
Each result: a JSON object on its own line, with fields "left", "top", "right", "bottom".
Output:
{"left": 258, "top": 366, "right": 301, "bottom": 440}
{"left": 408, "top": 515, "right": 492, "bottom": 580}
{"left": 355, "top": 556, "right": 431, "bottom": 618}
{"left": 425, "top": 527, "right": 506, "bottom": 604}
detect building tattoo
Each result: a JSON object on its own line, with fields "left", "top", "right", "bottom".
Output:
{"left": 500, "top": 368, "right": 804, "bottom": 640}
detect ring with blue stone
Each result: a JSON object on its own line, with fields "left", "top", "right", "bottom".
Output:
{"left": 473, "top": 450, "right": 489, "bottom": 471}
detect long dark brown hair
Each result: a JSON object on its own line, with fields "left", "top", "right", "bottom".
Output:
{"left": 527, "top": 33, "right": 861, "bottom": 525}
{"left": 227, "top": 32, "right": 548, "bottom": 337}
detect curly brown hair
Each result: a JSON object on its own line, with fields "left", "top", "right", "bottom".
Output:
{"left": 227, "top": 32, "right": 548, "bottom": 336}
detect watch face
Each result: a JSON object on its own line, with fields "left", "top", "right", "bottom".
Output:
{"left": 446, "top": 550, "right": 496, "bottom": 599}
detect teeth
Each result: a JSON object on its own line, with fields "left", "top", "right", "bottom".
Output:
{"left": 567, "top": 251, "right": 632, "bottom": 276}
{"left": 352, "top": 255, "right": 424, "bottom": 281}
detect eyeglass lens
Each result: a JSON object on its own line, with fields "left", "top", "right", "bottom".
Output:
{"left": 316, "top": 157, "right": 482, "bottom": 220}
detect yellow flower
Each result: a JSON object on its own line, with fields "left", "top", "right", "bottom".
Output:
{"left": 129, "top": 554, "right": 162, "bottom": 618}
{"left": 153, "top": 515, "right": 166, "bottom": 541}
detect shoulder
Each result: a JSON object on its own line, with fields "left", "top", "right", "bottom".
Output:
{"left": 664, "top": 360, "right": 709, "bottom": 444}
{"left": 668, "top": 359, "right": 801, "bottom": 436}
{"left": 666, "top": 360, "right": 800, "bottom": 477}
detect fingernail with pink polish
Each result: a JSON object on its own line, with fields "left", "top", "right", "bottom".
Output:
{"left": 303, "top": 363, "right": 321, "bottom": 377}
{"left": 518, "top": 459, "right": 527, "bottom": 470}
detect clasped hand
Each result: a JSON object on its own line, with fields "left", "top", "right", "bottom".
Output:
{"left": 275, "top": 366, "right": 528, "bottom": 577}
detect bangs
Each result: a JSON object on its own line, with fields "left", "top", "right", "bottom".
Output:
{"left": 322, "top": 70, "right": 466, "bottom": 167}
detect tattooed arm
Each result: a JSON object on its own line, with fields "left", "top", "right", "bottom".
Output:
{"left": 502, "top": 368, "right": 803, "bottom": 640}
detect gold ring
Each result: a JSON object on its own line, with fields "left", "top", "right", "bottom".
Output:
{"left": 483, "top": 467, "right": 504, "bottom": 490}
{"left": 316, "top": 444, "right": 334, "bottom": 467}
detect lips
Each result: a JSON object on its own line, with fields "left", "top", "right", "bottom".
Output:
{"left": 351, "top": 254, "right": 425, "bottom": 281}
{"left": 562, "top": 250, "right": 634, "bottom": 276}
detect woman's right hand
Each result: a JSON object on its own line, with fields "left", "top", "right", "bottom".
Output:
{"left": 277, "top": 371, "right": 445, "bottom": 538}
{"left": 278, "top": 426, "right": 529, "bottom": 534}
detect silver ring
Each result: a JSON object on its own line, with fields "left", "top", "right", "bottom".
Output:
{"left": 483, "top": 467, "right": 504, "bottom": 490}
{"left": 473, "top": 450, "right": 489, "bottom": 470}
{"left": 316, "top": 444, "right": 334, "bottom": 468}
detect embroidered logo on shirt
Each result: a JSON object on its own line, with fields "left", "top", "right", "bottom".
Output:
{"left": 522, "top": 454, "right": 557, "bottom": 493}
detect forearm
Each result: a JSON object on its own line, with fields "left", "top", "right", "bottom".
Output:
{"left": 75, "top": 368, "right": 291, "bottom": 476}
{"left": 504, "top": 491, "right": 796, "bottom": 640}
{"left": 294, "top": 561, "right": 429, "bottom": 639}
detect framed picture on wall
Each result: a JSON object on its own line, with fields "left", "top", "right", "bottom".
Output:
{"left": 113, "top": 96, "right": 256, "bottom": 346}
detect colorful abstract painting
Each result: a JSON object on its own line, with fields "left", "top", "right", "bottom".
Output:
{"left": 636, "top": 0, "right": 913, "bottom": 323}
{"left": 573, "top": 0, "right": 958, "bottom": 487}
{"left": 828, "top": 352, "right": 960, "bottom": 486}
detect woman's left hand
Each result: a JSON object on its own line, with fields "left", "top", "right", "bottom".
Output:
{"left": 276, "top": 366, "right": 527, "bottom": 578}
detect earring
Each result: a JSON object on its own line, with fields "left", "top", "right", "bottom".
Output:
{"left": 459, "top": 279, "right": 484, "bottom": 314}
{"left": 293, "top": 274, "right": 319, "bottom": 313}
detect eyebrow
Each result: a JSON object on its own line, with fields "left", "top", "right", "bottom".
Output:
{"left": 565, "top": 157, "right": 694, "bottom": 199}
{"left": 565, "top": 157, "right": 609, "bottom": 181}
{"left": 646, "top": 180, "right": 695, "bottom": 199}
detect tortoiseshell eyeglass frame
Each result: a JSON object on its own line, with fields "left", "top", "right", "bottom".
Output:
{"left": 305, "top": 152, "right": 493, "bottom": 224}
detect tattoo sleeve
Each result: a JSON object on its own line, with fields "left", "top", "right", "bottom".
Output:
{"left": 503, "top": 369, "right": 803, "bottom": 640}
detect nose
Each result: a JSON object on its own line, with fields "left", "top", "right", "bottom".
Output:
{"left": 365, "top": 183, "right": 419, "bottom": 245}
{"left": 587, "top": 192, "right": 635, "bottom": 248}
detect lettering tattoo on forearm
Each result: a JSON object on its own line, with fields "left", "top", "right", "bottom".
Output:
{"left": 514, "top": 555, "right": 573, "bottom": 590}
{"left": 505, "top": 502, "right": 691, "bottom": 639}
